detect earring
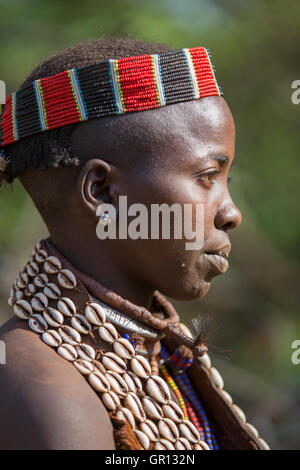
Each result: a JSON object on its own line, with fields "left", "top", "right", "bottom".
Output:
{"left": 98, "top": 211, "right": 112, "bottom": 226}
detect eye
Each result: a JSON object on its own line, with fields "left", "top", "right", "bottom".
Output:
{"left": 197, "top": 170, "right": 219, "bottom": 185}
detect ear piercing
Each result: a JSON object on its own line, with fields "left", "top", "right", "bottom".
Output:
{"left": 98, "top": 211, "right": 112, "bottom": 226}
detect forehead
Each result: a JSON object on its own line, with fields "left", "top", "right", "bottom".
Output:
{"left": 146, "top": 96, "right": 235, "bottom": 165}
{"left": 70, "top": 96, "right": 235, "bottom": 167}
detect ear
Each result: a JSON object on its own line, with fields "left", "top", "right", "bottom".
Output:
{"left": 76, "top": 158, "right": 116, "bottom": 216}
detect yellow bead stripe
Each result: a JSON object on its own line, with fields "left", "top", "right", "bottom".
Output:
{"left": 159, "top": 357, "right": 189, "bottom": 419}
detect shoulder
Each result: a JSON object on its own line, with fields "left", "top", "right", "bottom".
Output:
{"left": 0, "top": 317, "right": 115, "bottom": 450}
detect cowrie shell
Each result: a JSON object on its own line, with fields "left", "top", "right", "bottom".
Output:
{"left": 134, "top": 429, "right": 150, "bottom": 450}
{"left": 71, "top": 315, "right": 92, "bottom": 334}
{"left": 16, "top": 290, "right": 24, "bottom": 300}
{"left": 93, "top": 360, "right": 107, "bottom": 374}
{"left": 258, "top": 438, "right": 270, "bottom": 450}
{"left": 13, "top": 290, "right": 24, "bottom": 302}
{"left": 98, "top": 322, "right": 118, "bottom": 343}
{"left": 178, "top": 420, "right": 200, "bottom": 444}
{"left": 57, "top": 297, "right": 76, "bottom": 317}
{"left": 158, "top": 418, "right": 179, "bottom": 442}
{"left": 244, "top": 422, "right": 259, "bottom": 439}
{"left": 26, "top": 261, "right": 39, "bottom": 277}
{"left": 10, "top": 286, "right": 16, "bottom": 298}
{"left": 34, "top": 273, "right": 48, "bottom": 288}
{"left": 113, "top": 337, "right": 135, "bottom": 359}
{"left": 89, "top": 371, "right": 111, "bottom": 393}
{"left": 127, "top": 372, "right": 143, "bottom": 391}
{"left": 210, "top": 366, "right": 224, "bottom": 389}
{"left": 13, "top": 299, "right": 33, "bottom": 319}
{"left": 146, "top": 375, "right": 171, "bottom": 404}
{"left": 42, "top": 329, "right": 62, "bottom": 348}
{"left": 140, "top": 419, "right": 160, "bottom": 442}
{"left": 193, "top": 441, "right": 210, "bottom": 450}
{"left": 200, "top": 441, "right": 211, "bottom": 450}
{"left": 102, "top": 352, "right": 127, "bottom": 374}
{"left": 179, "top": 323, "right": 193, "bottom": 339}
{"left": 124, "top": 392, "right": 146, "bottom": 422}
{"left": 142, "top": 396, "right": 163, "bottom": 420}
{"left": 130, "top": 355, "right": 151, "bottom": 379}
{"left": 44, "top": 283, "right": 61, "bottom": 300}
{"left": 8, "top": 297, "right": 15, "bottom": 307}
{"left": 76, "top": 343, "right": 95, "bottom": 362}
{"left": 174, "top": 437, "right": 192, "bottom": 450}
{"left": 35, "top": 240, "right": 42, "bottom": 252}
{"left": 31, "top": 292, "right": 48, "bottom": 312}
{"left": 16, "top": 275, "right": 26, "bottom": 289}
{"left": 162, "top": 400, "right": 184, "bottom": 422}
{"left": 58, "top": 325, "right": 81, "bottom": 345}
{"left": 57, "top": 343, "right": 77, "bottom": 362}
{"left": 43, "top": 307, "right": 64, "bottom": 327}
{"left": 192, "top": 442, "right": 203, "bottom": 450}
{"left": 154, "top": 439, "right": 175, "bottom": 450}
{"left": 25, "top": 283, "right": 36, "bottom": 297}
{"left": 116, "top": 407, "right": 136, "bottom": 429}
{"left": 197, "top": 353, "right": 211, "bottom": 369}
{"left": 221, "top": 389, "right": 233, "bottom": 404}
{"left": 28, "top": 314, "right": 48, "bottom": 334}
{"left": 101, "top": 390, "right": 120, "bottom": 411}
{"left": 20, "top": 272, "right": 30, "bottom": 286}
{"left": 85, "top": 303, "right": 106, "bottom": 325}
{"left": 57, "top": 269, "right": 76, "bottom": 289}
{"left": 44, "top": 256, "right": 62, "bottom": 274}
{"left": 232, "top": 404, "right": 246, "bottom": 423}
{"left": 73, "top": 359, "right": 94, "bottom": 375}
{"left": 35, "top": 249, "right": 48, "bottom": 263}
{"left": 123, "top": 372, "right": 142, "bottom": 394}
{"left": 106, "top": 371, "right": 129, "bottom": 396}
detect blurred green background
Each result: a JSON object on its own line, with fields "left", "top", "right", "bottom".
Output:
{"left": 0, "top": 0, "right": 299, "bottom": 449}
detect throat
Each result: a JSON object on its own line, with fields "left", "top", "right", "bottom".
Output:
{"left": 48, "top": 236, "right": 155, "bottom": 308}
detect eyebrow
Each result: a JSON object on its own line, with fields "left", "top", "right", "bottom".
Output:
{"left": 198, "top": 153, "right": 230, "bottom": 167}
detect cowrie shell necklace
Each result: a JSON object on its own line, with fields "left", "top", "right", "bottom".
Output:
{"left": 8, "top": 239, "right": 210, "bottom": 451}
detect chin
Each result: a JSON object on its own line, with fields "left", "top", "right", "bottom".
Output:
{"left": 161, "top": 279, "right": 211, "bottom": 302}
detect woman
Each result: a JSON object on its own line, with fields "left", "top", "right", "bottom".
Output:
{"left": 0, "top": 38, "right": 269, "bottom": 450}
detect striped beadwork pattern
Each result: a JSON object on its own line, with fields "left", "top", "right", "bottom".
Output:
{"left": 159, "top": 343, "right": 219, "bottom": 450}
{"left": 0, "top": 47, "right": 222, "bottom": 147}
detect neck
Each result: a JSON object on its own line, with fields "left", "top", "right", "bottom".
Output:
{"left": 50, "top": 234, "right": 155, "bottom": 309}
{"left": 43, "top": 236, "right": 201, "bottom": 358}
{"left": 46, "top": 235, "right": 165, "bottom": 358}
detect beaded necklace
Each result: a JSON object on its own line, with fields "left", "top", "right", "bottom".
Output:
{"left": 159, "top": 344, "right": 218, "bottom": 450}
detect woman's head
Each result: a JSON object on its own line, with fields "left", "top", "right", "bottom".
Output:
{"left": 3, "top": 38, "right": 242, "bottom": 303}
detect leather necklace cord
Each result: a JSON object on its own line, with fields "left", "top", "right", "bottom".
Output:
{"left": 44, "top": 238, "right": 208, "bottom": 358}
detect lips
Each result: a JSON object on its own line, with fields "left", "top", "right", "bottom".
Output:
{"left": 203, "top": 252, "right": 229, "bottom": 274}
{"left": 201, "top": 244, "right": 231, "bottom": 276}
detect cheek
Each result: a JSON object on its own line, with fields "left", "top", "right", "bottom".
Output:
{"left": 153, "top": 176, "right": 216, "bottom": 239}
{"left": 120, "top": 171, "right": 218, "bottom": 255}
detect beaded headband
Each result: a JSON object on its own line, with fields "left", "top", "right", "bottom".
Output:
{"left": 0, "top": 47, "right": 222, "bottom": 149}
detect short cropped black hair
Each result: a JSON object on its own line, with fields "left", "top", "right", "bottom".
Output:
{"left": 0, "top": 37, "right": 172, "bottom": 185}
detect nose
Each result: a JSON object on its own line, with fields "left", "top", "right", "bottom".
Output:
{"left": 214, "top": 198, "right": 242, "bottom": 232}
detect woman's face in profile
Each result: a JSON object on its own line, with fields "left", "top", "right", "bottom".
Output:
{"left": 71, "top": 96, "right": 242, "bottom": 302}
